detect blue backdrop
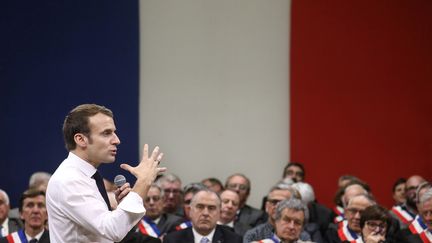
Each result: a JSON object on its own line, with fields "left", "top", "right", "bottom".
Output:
{"left": 0, "top": 1, "right": 140, "bottom": 207}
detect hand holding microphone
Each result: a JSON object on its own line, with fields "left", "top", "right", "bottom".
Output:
{"left": 114, "top": 174, "right": 131, "bottom": 203}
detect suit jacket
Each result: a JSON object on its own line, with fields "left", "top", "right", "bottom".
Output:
{"left": 309, "top": 202, "right": 332, "bottom": 237}
{"left": 157, "top": 213, "right": 184, "bottom": 235}
{"left": 236, "top": 204, "right": 267, "bottom": 228}
{"left": 0, "top": 229, "right": 50, "bottom": 243}
{"left": 6, "top": 217, "right": 24, "bottom": 235}
{"left": 164, "top": 225, "right": 242, "bottom": 243}
{"left": 120, "top": 231, "right": 161, "bottom": 243}
{"left": 394, "top": 228, "right": 423, "bottom": 243}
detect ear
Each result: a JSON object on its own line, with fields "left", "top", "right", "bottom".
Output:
{"left": 74, "top": 133, "right": 88, "bottom": 148}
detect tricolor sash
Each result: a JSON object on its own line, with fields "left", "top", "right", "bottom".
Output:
{"left": 334, "top": 205, "right": 345, "bottom": 223}
{"left": 338, "top": 223, "right": 360, "bottom": 242}
{"left": 420, "top": 230, "right": 432, "bottom": 243}
{"left": 391, "top": 205, "right": 415, "bottom": 225}
{"left": 257, "top": 234, "right": 280, "bottom": 243}
{"left": 409, "top": 215, "right": 427, "bottom": 235}
{"left": 175, "top": 220, "right": 192, "bottom": 231}
{"left": 338, "top": 219, "right": 348, "bottom": 229}
{"left": 5, "top": 230, "right": 28, "bottom": 243}
{"left": 138, "top": 216, "right": 161, "bottom": 238}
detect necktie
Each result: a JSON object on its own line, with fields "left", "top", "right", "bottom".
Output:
{"left": 92, "top": 170, "right": 112, "bottom": 210}
{"left": 0, "top": 225, "right": 3, "bottom": 237}
{"left": 200, "top": 237, "right": 209, "bottom": 243}
{"left": 29, "top": 239, "right": 38, "bottom": 243}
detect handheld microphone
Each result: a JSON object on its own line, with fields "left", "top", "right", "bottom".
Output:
{"left": 114, "top": 175, "right": 127, "bottom": 188}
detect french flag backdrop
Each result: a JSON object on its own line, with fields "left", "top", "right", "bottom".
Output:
{"left": 1, "top": 0, "right": 431, "bottom": 209}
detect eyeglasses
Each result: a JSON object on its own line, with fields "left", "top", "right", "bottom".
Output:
{"left": 267, "top": 199, "right": 282, "bottom": 206}
{"left": 227, "top": 183, "right": 249, "bottom": 191}
{"left": 366, "top": 221, "right": 387, "bottom": 231}
{"left": 144, "top": 196, "right": 161, "bottom": 203}
{"left": 164, "top": 189, "right": 181, "bottom": 195}
{"left": 346, "top": 208, "right": 364, "bottom": 215}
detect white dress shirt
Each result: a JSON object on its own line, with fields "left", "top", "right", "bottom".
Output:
{"left": 192, "top": 227, "right": 216, "bottom": 243}
{"left": 46, "top": 152, "right": 145, "bottom": 243}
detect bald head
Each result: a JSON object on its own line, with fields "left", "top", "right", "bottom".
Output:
{"left": 343, "top": 184, "right": 368, "bottom": 208}
{"left": 406, "top": 175, "right": 426, "bottom": 209}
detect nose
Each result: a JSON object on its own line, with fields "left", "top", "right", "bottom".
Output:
{"left": 113, "top": 132, "right": 121, "bottom": 145}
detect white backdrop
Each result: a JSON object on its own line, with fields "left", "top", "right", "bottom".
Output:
{"left": 139, "top": 0, "right": 291, "bottom": 208}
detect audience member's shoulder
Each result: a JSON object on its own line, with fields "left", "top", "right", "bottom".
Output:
{"left": 217, "top": 225, "right": 242, "bottom": 242}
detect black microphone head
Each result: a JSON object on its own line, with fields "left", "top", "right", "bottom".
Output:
{"left": 114, "top": 175, "right": 127, "bottom": 188}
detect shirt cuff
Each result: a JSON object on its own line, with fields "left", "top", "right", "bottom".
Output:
{"left": 117, "top": 191, "right": 146, "bottom": 214}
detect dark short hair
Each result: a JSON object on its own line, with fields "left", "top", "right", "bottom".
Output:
{"left": 392, "top": 178, "right": 406, "bottom": 193}
{"left": 202, "top": 177, "right": 224, "bottom": 190}
{"left": 19, "top": 189, "right": 45, "bottom": 212}
{"left": 183, "top": 182, "right": 207, "bottom": 195}
{"left": 283, "top": 162, "right": 305, "bottom": 180}
{"left": 63, "top": 104, "right": 113, "bottom": 151}
{"left": 360, "top": 205, "right": 391, "bottom": 230}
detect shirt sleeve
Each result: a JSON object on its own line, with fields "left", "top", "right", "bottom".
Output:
{"left": 58, "top": 175, "right": 145, "bottom": 242}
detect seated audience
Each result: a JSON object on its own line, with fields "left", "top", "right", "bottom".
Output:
{"left": 283, "top": 162, "right": 306, "bottom": 183}
{"left": 155, "top": 173, "right": 183, "bottom": 216}
{"left": 164, "top": 188, "right": 242, "bottom": 243}
{"left": 359, "top": 205, "right": 393, "bottom": 243}
{"left": 252, "top": 198, "right": 314, "bottom": 243}
{"left": 293, "top": 182, "right": 330, "bottom": 242}
{"left": 180, "top": 182, "right": 207, "bottom": 224}
{"left": 0, "top": 189, "right": 23, "bottom": 237}
{"left": 202, "top": 177, "right": 224, "bottom": 194}
{"left": 244, "top": 183, "right": 312, "bottom": 243}
{"left": 326, "top": 194, "right": 376, "bottom": 243}
{"left": 396, "top": 187, "right": 432, "bottom": 242}
{"left": 218, "top": 189, "right": 251, "bottom": 236}
{"left": 137, "top": 184, "right": 183, "bottom": 238}
{"left": 332, "top": 180, "right": 370, "bottom": 224}
{"left": 28, "top": 172, "right": 52, "bottom": 192}
{"left": 0, "top": 189, "right": 49, "bottom": 243}
{"left": 390, "top": 175, "right": 426, "bottom": 230}
{"left": 225, "top": 173, "right": 267, "bottom": 228}
{"left": 391, "top": 178, "right": 407, "bottom": 206}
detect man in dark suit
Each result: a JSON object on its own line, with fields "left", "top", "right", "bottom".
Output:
{"left": 164, "top": 188, "right": 242, "bottom": 243}
{"left": 0, "top": 189, "right": 23, "bottom": 237}
{"left": 136, "top": 184, "right": 184, "bottom": 238}
{"left": 0, "top": 189, "right": 49, "bottom": 243}
{"left": 395, "top": 187, "right": 432, "bottom": 243}
{"left": 225, "top": 173, "right": 267, "bottom": 228}
{"left": 218, "top": 189, "right": 250, "bottom": 236}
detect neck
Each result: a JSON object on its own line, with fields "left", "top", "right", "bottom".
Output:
{"left": 219, "top": 218, "right": 232, "bottom": 224}
{"left": 25, "top": 226, "right": 44, "bottom": 238}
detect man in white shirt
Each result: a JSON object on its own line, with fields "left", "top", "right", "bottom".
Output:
{"left": 46, "top": 104, "right": 165, "bottom": 243}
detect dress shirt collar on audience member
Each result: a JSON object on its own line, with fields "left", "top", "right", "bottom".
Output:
{"left": 192, "top": 227, "right": 215, "bottom": 243}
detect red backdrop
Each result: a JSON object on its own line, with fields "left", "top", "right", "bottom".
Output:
{"left": 290, "top": 1, "right": 432, "bottom": 208}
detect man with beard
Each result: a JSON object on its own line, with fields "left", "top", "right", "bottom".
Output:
{"left": 0, "top": 189, "right": 49, "bottom": 243}
{"left": 390, "top": 175, "right": 426, "bottom": 229}
{"left": 164, "top": 188, "right": 242, "bottom": 243}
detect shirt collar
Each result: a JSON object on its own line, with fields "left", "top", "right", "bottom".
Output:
{"left": 192, "top": 227, "right": 216, "bottom": 243}
{"left": 68, "top": 152, "right": 97, "bottom": 177}
{"left": 25, "top": 229, "right": 44, "bottom": 241}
